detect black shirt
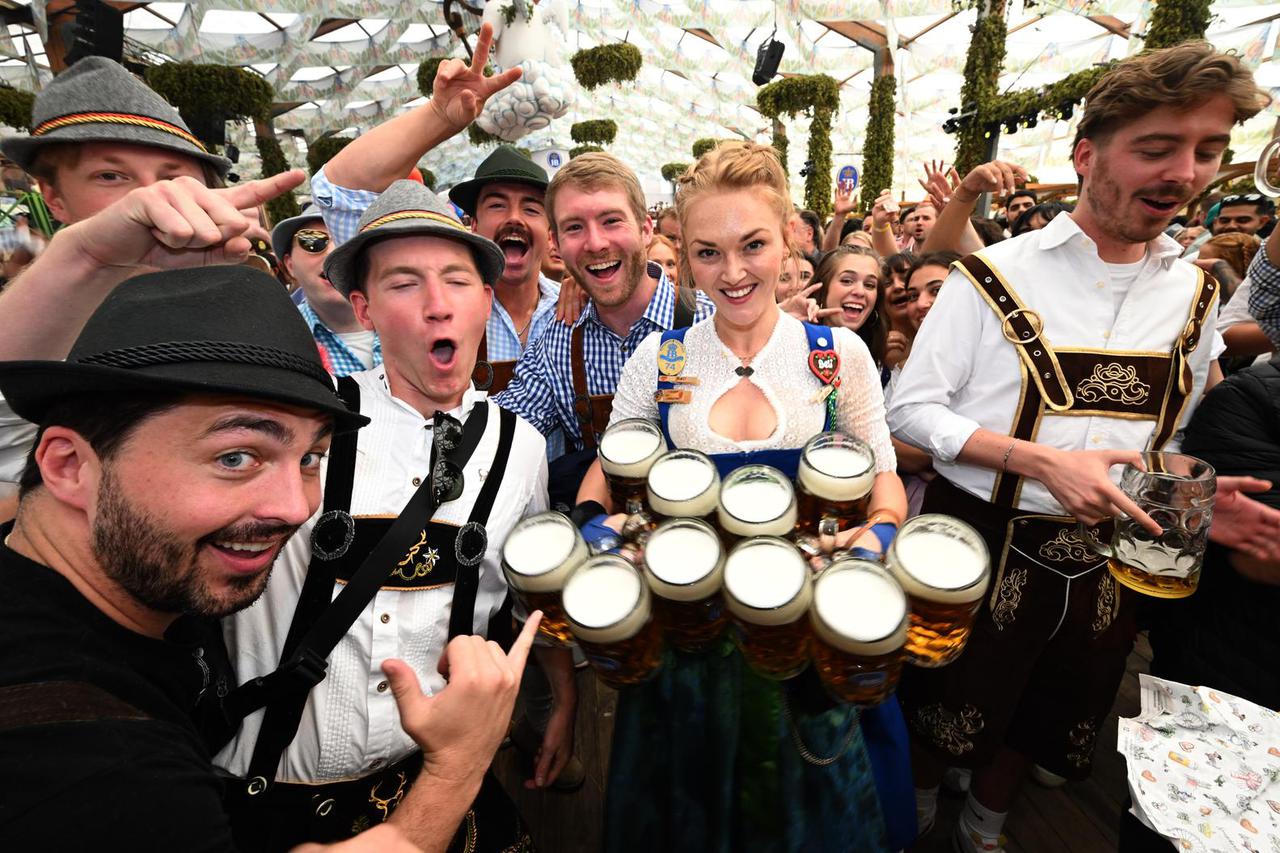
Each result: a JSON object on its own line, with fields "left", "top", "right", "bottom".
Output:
{"left": 0, "top": 530, "right": 238, "bottom": 851}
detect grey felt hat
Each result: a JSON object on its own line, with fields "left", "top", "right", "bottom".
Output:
{"left": 448, "top": 145, "right": 549, "bottom": 217}
{"left": 324, "top": 179, "right": 505, "bottom": 296}
{"left": 271, "top": 204, "right": 326, "bottom": 260}
{"left": 1, "top": 56, "right": 232, "bottom": 177}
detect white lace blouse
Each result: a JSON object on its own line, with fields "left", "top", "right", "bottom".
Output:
{"left": 609, "top": 310, "right": 897, "bottom": 472}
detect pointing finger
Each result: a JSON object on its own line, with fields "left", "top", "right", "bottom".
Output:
{"left": 224, "top": 170, "right": 306, "bottom": 211}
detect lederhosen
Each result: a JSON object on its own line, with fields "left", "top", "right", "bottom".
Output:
{"left": 898, "top": 253, "right": 1218, "bottom": 779}
{"left": 473, "top": 332, "right": 517, "bottom": 395}
{"left": 222, "top": 377, "right": 532, "bottom": 852}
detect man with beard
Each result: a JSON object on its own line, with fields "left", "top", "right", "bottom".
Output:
{"left": 0, "top": 264, "right": 542, "bottom": 852}
{"left": 887, "top": 43, "right": 1280, "bottom": 853}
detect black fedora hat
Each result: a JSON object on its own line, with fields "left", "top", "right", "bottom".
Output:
{"left": 448, "top": 145, "right": 549, "bottom": 218}
{"left": 0, "top": 266, "right": 367, "bottom": 432}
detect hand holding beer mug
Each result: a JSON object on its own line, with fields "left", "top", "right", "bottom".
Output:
{"left": 562, "top": 554, "right": 665, "bottom": 688}
{"left": 717, "top": 465, "right": 798, "bottom": 543}
{"left": 810, "top": 559, "right": 908, "bottom": 706}
{"left": 886, "top": 515, "right": 990, "bottom": 668}
{"left": 646, "top": 449, "right": 721, "bottom": 522}
{"left": 1079, "top": 452, "right": 1215, "bottom": 599}
{"left": 501, "top": 512, "right": 588, "bottom": 644}
{"left": 598, "top": 419, "right": 666, "bottom": 515}
{"left": 724, "top": 536, "right": 813, "bottom": 680}
{"left": 642, "top": 518, "right": 727, "bottom": 652}
{"left": 796, "top": 432, "right": 876, "bottom": 551}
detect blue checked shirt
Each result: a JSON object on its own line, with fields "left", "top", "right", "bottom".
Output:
{"left": 484, "top": 275, "right": 562, "bottom": 362}
{"left": 494, "top": 281, "right": 715, "bottom": 452}
{"left": 298, "top": 299, "right": 382, "bottom": 377}
{"left": 1246, "top": 239, "right": 1280, "bottom": 349}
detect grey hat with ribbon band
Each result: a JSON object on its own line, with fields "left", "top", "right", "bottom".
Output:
{"left": 271, "top": 204, "right": 326, "bottom": 260}
{"left": 324, "top": 179, "right": 505, "bottom": 296}
{"left": 448, "top": 145, "right": 549, "bottom": 217}
{"left": 0, "top": 56, "right": 232, "bottom": 178}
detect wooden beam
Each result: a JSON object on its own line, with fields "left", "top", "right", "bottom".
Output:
{"left": 682, "top": 28, "right": 720, "bottom": 48}
{"left": 311, "top": 17, "right": 359, "bottom": 40}
{"left": 902, "top": 10, "right": 959, "bottom": 46}
{"left": 1006, "top": 14, "right": 1045, "bottom": 36}
{"left": 1085, "top": 15, "right": 1130, "bottom": 40}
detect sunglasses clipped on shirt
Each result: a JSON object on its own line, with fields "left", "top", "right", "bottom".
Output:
{"left": 294, "top": 229, "right": 330, "bottom": 253}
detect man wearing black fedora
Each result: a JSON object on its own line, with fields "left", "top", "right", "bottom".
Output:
{"left": 0, "top": 264, "right": 542, "bottom": 851}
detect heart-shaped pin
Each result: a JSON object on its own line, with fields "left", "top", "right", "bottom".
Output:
{"left": 808, "top": 349, "right": 840, "bottom": 385}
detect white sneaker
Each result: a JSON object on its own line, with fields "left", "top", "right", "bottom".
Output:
{"left": 942, "top": 766, "right": 972, "bottom": 794}
{"left": 1030, "top": 764, "right": 1068, "bottom": 788}
{"left": 951, "top": 822, "right": 1006, "bottom": 853}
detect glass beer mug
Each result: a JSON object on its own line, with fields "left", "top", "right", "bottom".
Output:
{"left": 1079, "top": 452, "right": 1216, "bottom": 599}
{"left": 598, "top": 418, "right": 666, "bottom": 515}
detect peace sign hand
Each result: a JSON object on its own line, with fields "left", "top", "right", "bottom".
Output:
{"left": 430, "top": 23, "right": 524, "bottom": 132}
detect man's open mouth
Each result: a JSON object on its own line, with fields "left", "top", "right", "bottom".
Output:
{"left": 429, "top": 337, "right": 458, "bottom": 370}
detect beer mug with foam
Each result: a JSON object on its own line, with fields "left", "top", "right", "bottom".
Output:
{"left": 501, "top": 511, "right": 587, "bottom": 645}
{"left": 562, "top": 554, "right": 665, "bottom": 688}
{"left": 810, "top": 558, "right": 908, "bottom": 705}
{"left": 717, "top": 464, "right": 798, "bottom": 543}
{"left": 1079, "top": 452, "right": 1216, "bottom": 599}
{"left": 723, "top": 536, "right": 813, "bottom": 680}
{"left": 642, "top": 517, "right": 727, "bottom": 652}
{"left": 886, "top": 514, "right": 990, "bottom": 668}
{"left": 598, "top": 419, "right": 666, "bottom": 515}
{"left": 646, "top": 449, "right": 721, "bottom": 522}
{"left": 796, "top": 432, "right": 876, "bottom": 540}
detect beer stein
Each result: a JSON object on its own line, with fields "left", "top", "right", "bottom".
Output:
{"left": 886, "top": 514, "right": 990, "bottom": 668}
{"left": 810, "top": 558, "right": 908, "bottom": 706}
{"left": 1255, "top": 136, "right": 1280, "bottom": 199}
{"left": 562, "top": 554, "right": 665, "bottom": 688}
{"left": 500, "top": 511, "right": 588, "bottom": 644}
{"left": 795, "top": 432, "right": 876, "bottom": 545}
{"left": 642, "top": 517, "right": 727, "bottom": 652}
{"left": 646, "top": 449, "right": 721, "bottom": 521}
{"left": 1079, "top": 452, "right": 1216, "bottom": 599}
{"left": 717, "top": 464, "right": 798, "bottom": 542}
{"left": 598, "top": 418, "right": 666, "bottom": 515}
{"left": 723, "top": 536, "right": 813, "bottom": 680}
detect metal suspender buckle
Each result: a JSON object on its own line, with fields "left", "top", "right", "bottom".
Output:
{"left": 999, "top": 307, "right": 1045, "bottom": 346}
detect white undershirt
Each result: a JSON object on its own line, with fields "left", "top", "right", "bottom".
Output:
{"left": 335, "top": 329, "right": 377, "bottom": 369}
{"left": 1104, "top": 254, "right": 1146, "bottom": 319}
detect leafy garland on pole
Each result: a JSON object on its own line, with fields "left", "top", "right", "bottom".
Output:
{"left": 307, "top": 135, "right": 354, "bottom": 175}
{"left": 661, "top": 162, "right": 689, "bottom": 182}
{"left": 570, "top": 43, "right": 643, "bottom": 90}
{"left": 570, "top": 120, "right": 618, "bottom": 145}
{"left": 1144, "top": 0, "right": 1212, "bottom": 50}
{"left": 0, "top": 86, "right": 34, "bottom": 131}
{"left": 772, "top": 117, "right": 788, "bottom": 174}
{"left": 692, "top": 138, "right": 725, "bottom": 159}
{"left": 756, "top": 74, "right": 840, "bottom": 218}
{"left": 952, "top": 4, "right": 1007, "bottom": 175}
{"left": 146, "top": 63, "right": 274, "bottom": 127}
{"left": 570, "top": 144, "right": 604, "bottom": 159}
{"left": 860, "top": 75, "right": 895, "bottom": 213}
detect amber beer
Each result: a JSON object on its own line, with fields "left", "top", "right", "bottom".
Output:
{"left": 810, "top": 559, "right": 908, "bottom": 705}
{"left": 562, "top": 554, "right": 665, "bottom": 688}
{"left": 646, "top": 449, "right": 721, "bottom": 521}
{"left": 717, "top": 465, "right": 798, "bottom": 542}
{"left": 1107, "top": 546, "right": 1199, "bottom": 599}
{"left": 500, "top": 512, "right": 587, "bottom": 645}
{"left": 598, "top": 419, "right": 666, "bottom": 514}
{"left": 642, "top": 518, "right": 727, "bottom": 652}
{"left": 886, "top": 515, "right": 990, "bottom": 668}
{"left": 723, "top": 537, "right": 813, "bottom": 680}
{"left": 796, "top": 433, "right": 875, "bottom": 537}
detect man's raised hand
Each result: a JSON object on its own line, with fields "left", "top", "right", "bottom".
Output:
{"left": 430, "top": 23, "right": 524, "bottom": 132}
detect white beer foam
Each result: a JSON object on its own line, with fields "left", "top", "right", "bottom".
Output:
{"left": 890, "top": 529, "right": 989, "bottom": 603}
{"left": 648, "top": 453, "right": 718, "bottom": 517}
{"left": 599, "top": 424, "right": 664, "bottom": 477}
{"left": 799, "top": 444, "right": 875, "bottom": 501}
{"left": 813, "top": 563, "right": 907, "bottom": 656}
{"left": 502, "top": 513, "right": 586, "bottom": 592}
{"left": 724, "top": 538, "right": 811, "bottom": 625}
{"left": 563, "top": 557, "right": 651, "bottom": 643}
{"left": 645, "top": 522, "right": 722, "bottom": 599}
{"left": 719, "top": 479, "right": 797, "bottom": 535}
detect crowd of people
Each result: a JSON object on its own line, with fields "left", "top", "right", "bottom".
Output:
{"left": 0, "top": 27, "right": 1279, "bottom": 853}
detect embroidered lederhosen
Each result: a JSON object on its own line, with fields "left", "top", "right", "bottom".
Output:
{"left": 570, "top": 323, "right": 613, "bottom": 450}
{"left": 472, "top": 332, "right": 517, "bottom": 395}
{"left": 225, "top": 378, "right": 529, "bottom": 853}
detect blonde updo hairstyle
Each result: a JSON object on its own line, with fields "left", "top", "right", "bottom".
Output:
{"left": 674, "top": 141, "right": 797, "bottom": 295}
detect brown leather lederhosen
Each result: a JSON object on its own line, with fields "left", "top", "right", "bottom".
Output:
{"left": 472, "top": 332, "right": 517, "bottom": 395}
{"left": 898, "top": 252, "right": 1219, "bottom": 778}
{"left": 570, "top": 322, "right": 614, "bottom": 449}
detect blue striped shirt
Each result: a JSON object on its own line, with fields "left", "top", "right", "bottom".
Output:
{"left": 297, "top": 299, "right": 382, "bottom": 377}
{"left": 494, "top": 280, "right": 715, "bottom": 452}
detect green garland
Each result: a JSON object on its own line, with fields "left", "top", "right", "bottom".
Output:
{"left": 570, "top": 144, "right": 604, "bottom": 159}
{"left": 860, "top": 75, "right": 895, "bottom": 213}
{"left": 468, "top": 124, "right": 503, "bottom": 147}
{"left": 772, "top": 119, "right": 788, "bottom": 174}
{"left": 499, "top": 1, "right": 533, "bottom": 28}
{"left": 570, "top": 43, "right": 643, "bottom": 90}
{"left": 953, "top": 10, "right": 1007, "bottom": 175}
{"left": 306, "top": 135, "right": 353, "bottom": 176}
{"left": 692, "top": 138, "right": 723, "bottom": 159}
{"left": 1145, "top": 0, "right": 1212, "bottom": 50}
{"left": 661, "top": 162, "right": 689, "bottom": 182}
{"left": 257, "top": 129, "right": 301, "bottom": 223}
{"left": 0, "top": 86, "right": 33, "bottom": 131}
{"left": 570, "top": 119, "right": 618, "bottom": 145}
{"left": 756, "top": 74, "right": 840, "bottom": 218}
{"left": 146, "top": 63, "right": 273, "bottom": 123}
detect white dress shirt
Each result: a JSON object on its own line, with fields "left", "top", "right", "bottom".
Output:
{"left": 888, "top": 214, "right": 1224, "bottom": 515}
{"left": 0, "top": 395, "right": 34, "bottom": 486}
{"left": 216, "top": 367, "right": 548, "bottom": 783}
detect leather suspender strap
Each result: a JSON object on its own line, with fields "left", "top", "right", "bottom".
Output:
{"left": 956, "top": 254, "right": 1074, "bottom": 412}
{"left": 447, "top": 406, "right": 516, "bottom": 640}
{"left": 570, "top": 323, "right": 598, "bottom": 450}
{"left": 1150, "top": 268, "right": 1219, "bottom": 450}
{"left": 237, "top": 402, "right": 490, "bottom": 795}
